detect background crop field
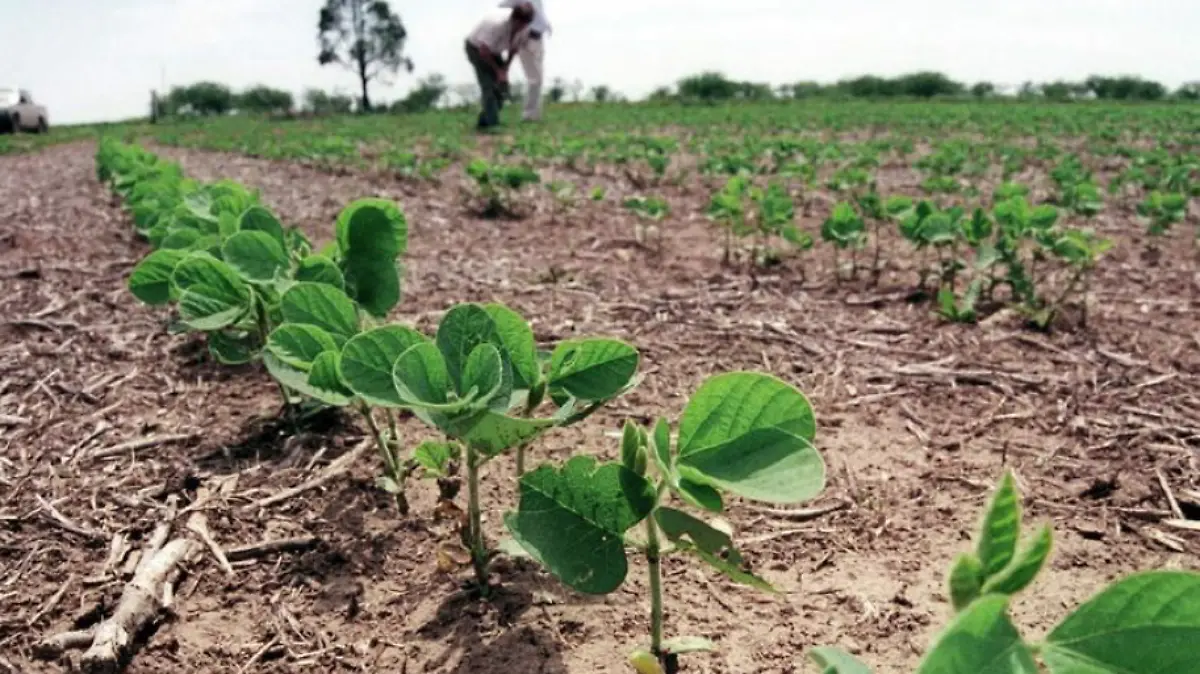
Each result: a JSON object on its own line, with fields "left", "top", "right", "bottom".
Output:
{"left": 2, "top": 99, "right": 1199, "bottom": 674}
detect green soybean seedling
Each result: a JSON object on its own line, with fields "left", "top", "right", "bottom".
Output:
{"left": 507, "top": 372, "right": 825, "bottom": 674}
{"left": 808, "top": 471, "right": 1200, "bottom": 674}
{"left": 465, "top": 158, "right": 541, "bottom": 218}
{"left": 339, "top": 302, "right": 641, "bottom": 594}
{"left": 622, "top": 195, "right": 670, "bottom": 252}
{"left": 821, "top": 202, "right": 867, "bottom": 283}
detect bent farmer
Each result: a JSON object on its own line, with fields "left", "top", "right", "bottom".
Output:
{"left": 465, "top": 3, "right": 535, "bottom": 131}
{"left": 499, "top": 0, "right": 552, "bottom": 122}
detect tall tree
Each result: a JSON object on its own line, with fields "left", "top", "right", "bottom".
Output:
{"left": 318, "top": 0, "right": 412, "bottom": 112}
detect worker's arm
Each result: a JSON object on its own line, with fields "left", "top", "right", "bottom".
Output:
{"left": 475, "top": 44, "right": 510, "bottom": 81}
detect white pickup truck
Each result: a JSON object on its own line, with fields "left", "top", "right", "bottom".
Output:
{"left": 0, "top": 87, "right": 48, "bottom": 133}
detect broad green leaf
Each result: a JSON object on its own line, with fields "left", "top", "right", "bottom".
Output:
{"left": 338, "top": 200, "right": 406, "bottom": 318}
{"left": 392, "top": 342, "right": 463, "bottom": 410}
{"left": 916, "top": 595, "right": 1037, "bottom": 674}
{"left": 178, "top": 287, "right": 247, "bottom": 331}
{"left": 305, "top": 351, "right": 353, "bottom": 406}
{"left": 296, "top": 255, "right": 345, "bottom": 289}
{"left": 160, "top": 228, "right": 202, "bottom": 250}
{"left": 436, "top": 304, "right": 502, "bottom": 395}
{"left": 172, "top": 252, "right": 250, "bottom": 302}
{"left": 483, "top": 304, "right": 539, "bottom": 391}
{"left": 977, "top": 471, "right": 1021, "bottom": 578}
{"left": 441, "top": 409, "right": 554, "bottom": 456}
{"left": 263, "top": 352, "right": 311, "bottom": 397}
{"left": 237, "top": 205, "right": 285, "bottom": 245}
{"left": 339, "top": 325, "right": 428, "bottom": 407}
{"left": 677, "top": 410, "right": 825, "bottom": 505}
{"left": 267, "top": 323, "right": 338, "bottom": 371}
{"left": 675, "top": 477, "right": 724, "bottom": 513}
{"left": 221, "top": 231, "right": 288, "bottom": 282}
{"left": 207, "top": 331, "right": 256, "bottom": 365}
{"left": 678, "top": 372, "right": 816, "bottom": 449}
{"left": 461, "top": 343, "right": 511, "bottom": 410}
{"left": 280, "top": 282, "right": 359, "bottom": 345}
{"left": 949, "top": 554, "right": 985, "bottom": 611}
{"left": 506, "top": 456, "right": 655, "bottom": 594}
{"left": 655, "top": 507, "right": 732, "bottom": 556}
{"left": 413, "top": 441, "right": 457, "bottom": 477}
{"left": 809, "top": 647, "right": 874, "bottom": 674}
{"left": 548, "top": 339, "right": 640, "bottom": 401}
{"left": 335, "top": 198, "right": 408, "bottom": 256}
{"left": 983, "top": 525, "right": 1052, "bottom": 596}
{"left": 128, "top": 249, "right": 186, "bottom": 305}
{"left": 1042, "top": 571, "right": 1200, "bottom": 674}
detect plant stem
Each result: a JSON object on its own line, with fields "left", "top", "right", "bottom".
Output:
{"left": 645, "top": 515, "right": 665, "bottom": 665}
{"left": 360, "top": 405, "right": 408, "bottom": 515}
{"left": 515, "top": 444, "right": 527, "bottom": 477}
{"left": 466, "top": 443, "right": 490, "bottom": 597}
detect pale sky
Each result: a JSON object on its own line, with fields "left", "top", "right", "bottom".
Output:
{"left": 2, "top": 0, "right": 1197, "bottom": 125}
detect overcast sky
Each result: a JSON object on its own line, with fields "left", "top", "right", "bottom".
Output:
{"left": 2, "top": 0, "right": 1197, "bottom": 125}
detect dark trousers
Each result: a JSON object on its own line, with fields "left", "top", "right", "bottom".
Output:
{"left": 465, "top": 41, "right": 502, "bottom": 129}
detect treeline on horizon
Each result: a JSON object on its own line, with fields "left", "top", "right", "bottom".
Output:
{"left": 151, "top": 70, "right": 1200, "bottom": 119}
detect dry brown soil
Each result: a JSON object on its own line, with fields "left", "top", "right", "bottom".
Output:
{"left": 1, "top": 142, "right": 1198, "bottom": 674}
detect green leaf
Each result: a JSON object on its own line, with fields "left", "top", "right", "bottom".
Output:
{"left": 949, "top": 554, "right": 985, "bottom": 612}
{"left": 483, "top": 304, "right": 539, "bottom": 391}
{"left": 440, "top": 410, "right": 554, "bottom": 456}
{"left": 305, "top": 351, "right": 353, "bottom": 406}
{"left": 237, "top": 205, "right": 285, "bottom": 245}
{"left": 177, "top": 288, "right": 248, "bottom": 331}
{"left": 652, "top": 417, "right": 673, "bottom": 475}
{"left": 809, "top": 647, "right": 874, "bottom": 674}
{"left": 296, "top": 255, "right": 345, "bottom": 289}
{"left": 506, "top": 456, "right": 655, "bottom": 594}
{"left": 1042, "top": 571, "right": 1200, "bottom": 674}
{"left": 280, "top": 282, "right": 359, "bottom": 346}
{"left": 916, "top": 595, "right": 1037, "bottom": 674}
{"left": 548, "top": 339, "right": 640, "bottom": 401}
{"left": 977, "top": 471, "right": 1021, "bottom": 579}
{"left": 221, "top": 230, "right": 289, "bottom": 283}
{"left": 675, "top": 477, "right": 724, "bottom": 513}
{"left": 653, "top": 507, "right": 770, "bottom": 590}
{"left": 675, "top": 373, "right": 822, "bottom": 504}
{"left": 436, "top": 304, "right": 502, "bottom": 395}
{"left": 983, "top": 525, "right": 1052, "bottom": 596}
{"left": 129, "top": 249, "right": 186, "bottom": 305}
{"left": 339, "top": 325, "right": 428, "bottom": 407}
{"left": 621, "top": 420, "right": 644, "bottom": 474}
{"left": 413, "top": 441, "right": 457, "bottom": 477}
{"left": 207, "top": 331, "right": 256, "bottom": 365}
{"left": 338, "top": 199, "right": 406, "bottom": 318}
{"left": 392, "top": 342, "right": 461, "bottom": 409}
{"left": 462, "top": 343, "right": 512, "bottom": 410}
{"left": 160, "top": 228, "right": 202, "bottom": 250}
{"left": 267, "top": 324, "right": 338, "bottom": 371}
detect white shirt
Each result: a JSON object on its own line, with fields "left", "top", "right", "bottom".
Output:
{"left": 498, "top": 0, "right": 551, "bottom": 35}
{"left": 467, "top": 16, "right": 524, "bottom": 53}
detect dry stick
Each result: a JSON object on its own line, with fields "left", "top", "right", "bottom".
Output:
{"left": 186, "top": 493, "right": 233, "bottom": 577}
{"left": 86, "top": 433, "right": 197, "bottom": 462}
{"left": 226, "top": 537, "right": 320, "bottom": 562}
{"left": 80, "top": 537, "right": 199, "bottom": 673}
{"left": 0, "top": 414, "right": 29, "bottom": 426}
{"left": 238, "top": 635, "right": 281, "bottom": 674}
{"left": 745, "top": 500, "right": 850, "bottom": 521}
{"left": 1163, "top": 519, "right": 1200, "bottom": 533}
{"left": 1156, "top": 469, "right": 1185, "bottom": 521}
{"left": 34, "top": 629, "right": 95, "bottom": 660}
{"left": 35, "top": 494, "right": 107, "bottom": 541}
{"left": 248, "top": 440, "right": 369, "bottom": 510}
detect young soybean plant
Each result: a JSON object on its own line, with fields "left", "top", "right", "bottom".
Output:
{"left": 336, "top": 302, "right": 640, "bottom": 592}
{"left": 809, "top": 471, "right": 1200, "bottom": 674}
{"left": 507, "top": 372, "right": 825, "bottom": 674}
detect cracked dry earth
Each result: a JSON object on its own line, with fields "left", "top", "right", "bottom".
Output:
{"left": 1, "top": 141, "right": 1198, "bottom": 674}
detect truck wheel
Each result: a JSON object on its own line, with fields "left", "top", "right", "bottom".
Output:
{"left": 37, "top": 118, "right": 47, "bottom": 134}
{"left": 10, "top": 113, "right": 20, "bottom": 133}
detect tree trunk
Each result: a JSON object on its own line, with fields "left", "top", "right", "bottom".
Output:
{"left": 358, "top": 60, "right": 371, "bottom": 112}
